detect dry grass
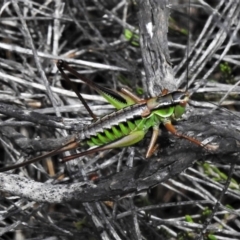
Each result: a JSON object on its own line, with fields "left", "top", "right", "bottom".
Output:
{"left": 0, "top": 0, "right": 240, "bottom": 239}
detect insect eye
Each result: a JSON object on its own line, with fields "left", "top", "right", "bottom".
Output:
{"left": 180, "top": 94, "right": 186, "bottom": 100}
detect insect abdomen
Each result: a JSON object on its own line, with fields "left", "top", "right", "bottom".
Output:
{"left": 86, "top": 119, "right": 142, "bottom": 147}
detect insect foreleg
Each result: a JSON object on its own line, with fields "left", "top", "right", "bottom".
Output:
{"left": 164, "top": 121, "right": 204, "bottom": 147}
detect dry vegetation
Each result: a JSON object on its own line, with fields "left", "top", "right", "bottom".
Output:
{"left": 0, "top": 0, "right": 240, "bottom": 239}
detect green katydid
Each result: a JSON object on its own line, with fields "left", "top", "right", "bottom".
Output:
{"left": 0, "top": 60, "right": 205, "bottom": 172}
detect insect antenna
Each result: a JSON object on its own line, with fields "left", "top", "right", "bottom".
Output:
{"left": 185, "top": 0, "right": 190, "bottom": 93}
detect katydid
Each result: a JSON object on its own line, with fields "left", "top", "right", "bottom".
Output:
{"left": 0, "top": 60, "right": 204, "bottom": 172}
